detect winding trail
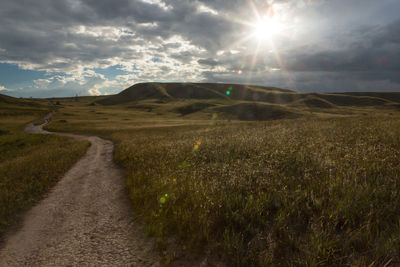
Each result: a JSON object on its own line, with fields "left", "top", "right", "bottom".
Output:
{"left": 0, "top": 113, "right": 159, "bottom": 266}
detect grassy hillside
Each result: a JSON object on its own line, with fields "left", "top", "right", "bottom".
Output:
{"left": 0, "top": 95, "right": 89, "bottom": 238}
{"left": 45, "top": 93, "right": 400, "bottom": 266}
{"left": 314, "top": 93, "right": 393, "bottom": 106}
{"left": 214, "top": 102, "right": 302, "bottom": 121}
{"left": 95, "top": 83, "right": 399, "bottom": 122}
{"left": 291, "top": 95, "right": 336, "bottom": 109}
{"left": 0, "top": 94, "right": 47, "bottom": 116}
{"left": 96, "top": 82, "right": 296, "bottom": 105}
{"left": 334, "top": 92, "right": 400, "bottom": 103}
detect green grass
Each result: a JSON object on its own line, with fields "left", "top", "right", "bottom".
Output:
{"left": 44, "top": 94, "right": 400, "bottom": 265}
{"left": 0, "top": 99, "right": 89, "bottom": 238}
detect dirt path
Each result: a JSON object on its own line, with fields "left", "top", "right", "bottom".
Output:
{"left": 0, "top": 115, "right": 159, "bottom": 266}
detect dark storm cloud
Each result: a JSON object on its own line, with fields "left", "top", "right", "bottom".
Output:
{"left": 198, "top": 58, "right": 219, "bottom": 66}
{"left": 282, "top": 19, "right": 400, "bottom": 85}
{"left": 0, "top": 0, "right": 236, "bottom": 69}
{"left": 171, "top": 51, "right": 195, "bottom": 64}
{"left": 81, "top": 0, "right": 171, "bottom": 22}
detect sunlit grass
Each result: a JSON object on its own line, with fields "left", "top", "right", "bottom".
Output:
{"left": 112, "top": 117, "right": 400, "bottom": 265}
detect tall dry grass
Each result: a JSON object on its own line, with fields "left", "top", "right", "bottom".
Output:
{"left": 113, "top": 116, "right": 400, "bottom": 265}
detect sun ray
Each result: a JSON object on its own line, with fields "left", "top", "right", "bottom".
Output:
{"left": 212, "top": 0, "right": 294, "bottom": 88}
{"left": 246, "top": 39, "right": 261, "bottom": 84}
{"left": 268, "top": 40, "right": 295, "bottom": 89}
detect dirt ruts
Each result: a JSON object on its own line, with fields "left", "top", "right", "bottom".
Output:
{"left": 0, "top": 114, "right": 159, "bottom": 266}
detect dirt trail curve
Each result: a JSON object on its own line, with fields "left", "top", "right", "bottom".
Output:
{"left": 0, "top": 113, "right": 159, "bottom": 266}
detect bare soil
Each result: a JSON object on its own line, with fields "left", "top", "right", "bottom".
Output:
{"left": 0, "top": 115, "right": 159, "bottom": 266}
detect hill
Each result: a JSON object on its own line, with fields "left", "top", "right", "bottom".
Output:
{"left": 333, "top": 92, "right": 400, "bottom": 103}
{"left": 95, "top": 83, "right": 399, "bottom": 121}
{"left": 214, "top": 102, "right": 302, "bottom": 121}
{"left": 291, "top": 95, "right": 336, "bottom": 109}
{"left": 0, "top": 94, "right": 49, "bottom": 116}
{"left": 96, "top": 83, "right": 296, "bottom": 105}
{"left": 0, "top": 94, "right": 41, "bottom": 106}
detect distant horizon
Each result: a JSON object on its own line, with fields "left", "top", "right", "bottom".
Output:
{"left": 3, "top": 81, "right": 400, "bottom": 99}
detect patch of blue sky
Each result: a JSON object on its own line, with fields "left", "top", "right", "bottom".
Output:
{"left": 150, "top": 57, "right": 163, "bottom": 63}
{"left": 93, "top": 64, "right": 130, "bottom": 80}
{"left": 120, "top": 29, "right": 134, "bottom": 35}
{"left": 0, "top": 63, "right": 47, "bottom": 89}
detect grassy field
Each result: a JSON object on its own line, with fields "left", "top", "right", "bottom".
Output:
{"left": 0, "top": 97, "right": 89, "bottom": 238}
{"left": 43, "top": 94, "right": 400, "bottom": 266}
{"left": 114, "top": 117, "right": 400, "bottom": 266}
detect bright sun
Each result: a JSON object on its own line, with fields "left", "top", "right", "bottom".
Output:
{"left": 253, "top": 15, "right": 282, "bottom": 41}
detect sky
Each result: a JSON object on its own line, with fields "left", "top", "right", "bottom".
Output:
{"left": 0, "top": 0, "right": 399, "bottom": 98}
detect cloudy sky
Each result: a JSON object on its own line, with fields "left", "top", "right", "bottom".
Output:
{"left": 0, "top": 0, "right": 399, "bottom": 97}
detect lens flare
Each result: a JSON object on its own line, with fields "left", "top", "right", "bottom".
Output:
{"left": 160, "top": 193, "right": 169, "bottom": 204}
{"left": 226, "top": 85, "right": 233, "bottom": 95}
{"left": 193, "top": 140, "right": 202, "bottom": 152}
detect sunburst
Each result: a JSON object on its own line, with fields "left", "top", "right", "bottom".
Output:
{"left": 252, "top": 15, "right": 282, "bottom": 41}
{"left": 219, "top": 1, "right": 293, "bottom": 86}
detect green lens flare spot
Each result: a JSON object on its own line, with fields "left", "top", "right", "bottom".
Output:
{"left": 160, "top": 197, "right": 166, "bottom": 204}
{"left": 226, "top": 91, "right": 230, "bottom": 95}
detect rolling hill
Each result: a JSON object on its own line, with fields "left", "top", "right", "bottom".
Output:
{"left": 333, "top": 92, "right": 400, "bottom": 103}
{"left": 0, "top": 94, "right": 49, "bottom": 116}
{"left": 95, "top": 83, "right": 399, "bottom": 121}
{"left": 0, "top": 94, "right": 40, "bottom": 106}
{"left": 96, "top": 83, "right": 297, "bottom": 104}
